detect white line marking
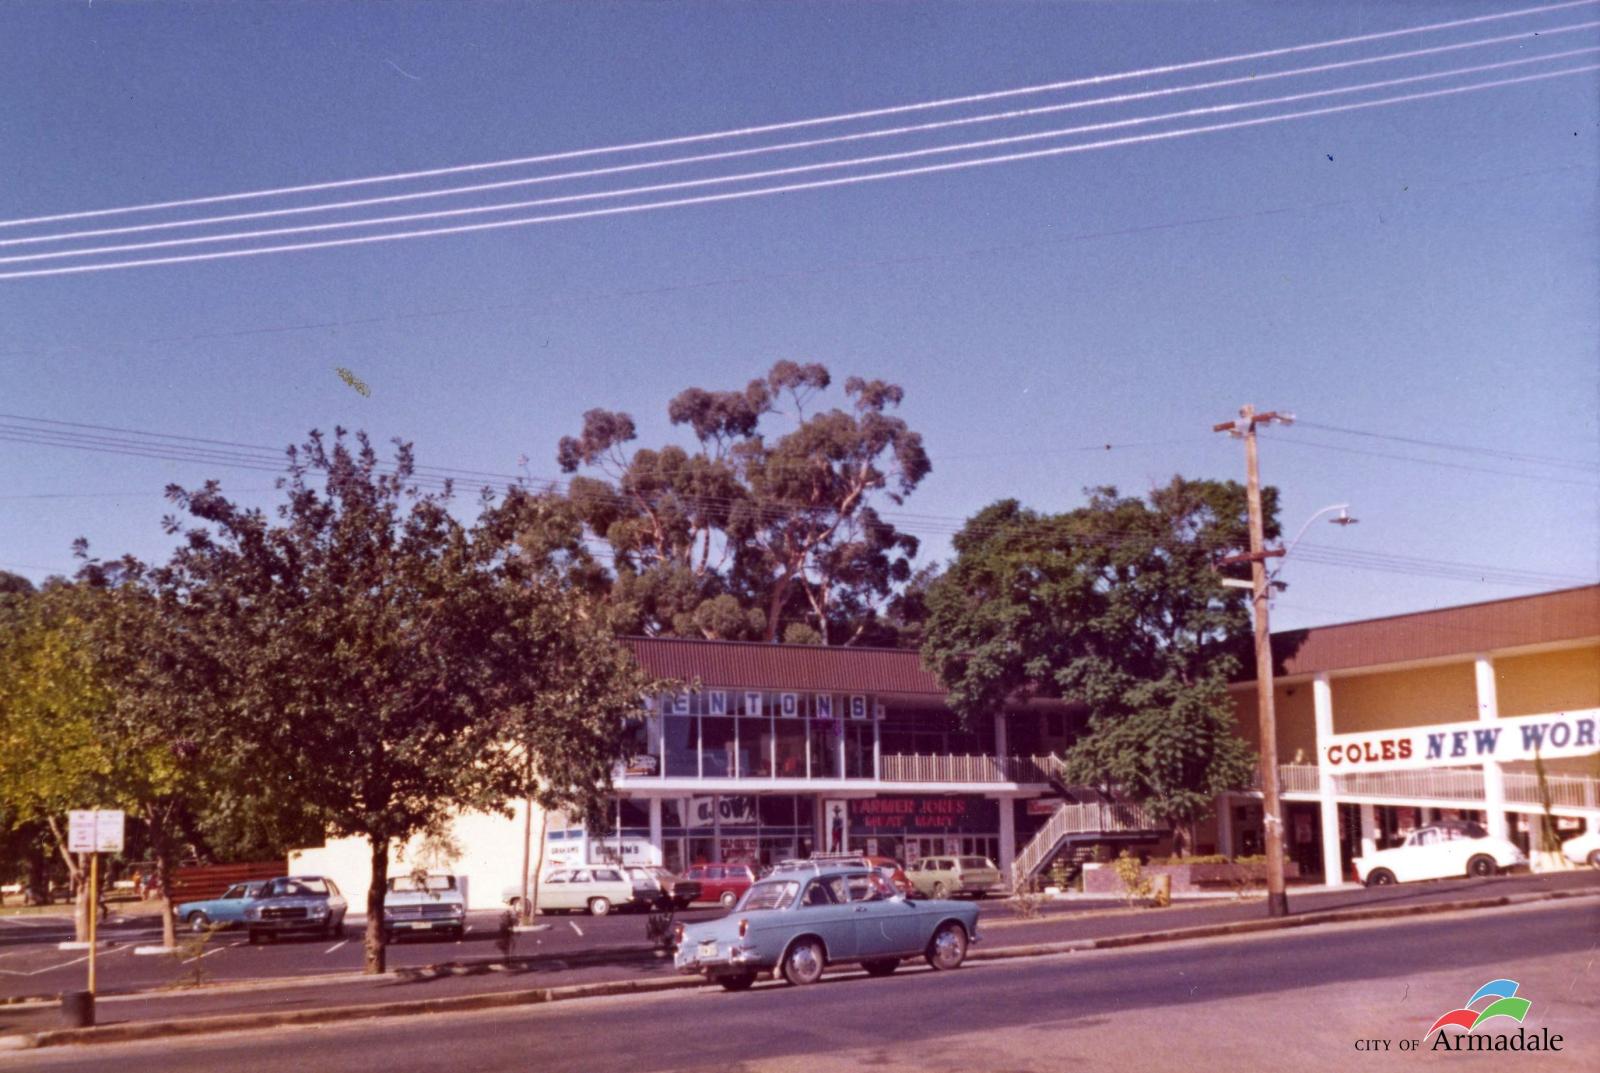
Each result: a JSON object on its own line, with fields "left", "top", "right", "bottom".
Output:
{"left": 0, "top": 916, "right": 51, "bottom": 927}
{"left": 568, "top": 921, "right": 583, "bottom": 936}
{"left": 324, "top": 940, "right": 347, "bottom": 955}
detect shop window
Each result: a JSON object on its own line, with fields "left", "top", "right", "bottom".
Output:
{"left": 660, "top": 799, "right": 685, "bottom": 831}
{"left": 758, "top": 796, "right": 795, "bottom": 826}
{"left": 701, "top": 716, "right": 737, "bottom": 777}
{"left": 810, "top": 721, "right": 841, "bottom": 778}
{"left": 845, "top": 724, "right": 874, "bottom": 778}
{"left": 618, "top": 799, "right": 651, "bottom": 831}
{"left": 663, "top": 715, "right": 697, "bottom": 777}
{"left": 774, "top": 720, "right": 807, "bottom": 777}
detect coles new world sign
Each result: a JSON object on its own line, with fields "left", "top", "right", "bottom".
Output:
{"left": 1323, "top": 709, "right": 1599, "bottom": 773}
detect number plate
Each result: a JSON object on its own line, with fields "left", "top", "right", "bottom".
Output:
{"left": 698, "top": 939, "right": 718, "bottom": 958}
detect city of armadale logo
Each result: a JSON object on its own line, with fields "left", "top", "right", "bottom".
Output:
{"left": 1425, "top": 979, "right": 1563, "bottom": 1053}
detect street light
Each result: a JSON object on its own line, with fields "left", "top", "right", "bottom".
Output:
{"left": 1269, "top": 504, "right": 1359, "bottom": 587}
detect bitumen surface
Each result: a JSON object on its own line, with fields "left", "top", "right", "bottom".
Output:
{"left": 1, "top": 868, "right": 1596, "bottom": 1043}
{"left": 6, "top": 898, "right": 1596, "bottom": 1072}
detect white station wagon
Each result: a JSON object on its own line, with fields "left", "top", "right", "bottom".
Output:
{"left": 503, "top": 866, "right": 634, "bottom": 917}
{"left": 1354, "top": 820, "right": 1525, "bottom": 886}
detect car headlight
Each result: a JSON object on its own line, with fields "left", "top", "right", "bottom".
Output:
{"left": 310, "top": 904, "right": 328, "bottom": 916}
{"left": 245, "top": 907, "right": 261, "bottom": 919}
{"left": 450, "top": 904, "right": 465, "bottom": 916}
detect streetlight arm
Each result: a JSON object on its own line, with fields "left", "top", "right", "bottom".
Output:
{"left": 1274, "top": 503, "right": 1352, "bottom": 570}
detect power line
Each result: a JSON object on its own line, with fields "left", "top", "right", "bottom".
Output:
{"left": 1278, "top": 435, "right": 1600, "bottom": 487}
{"left": 9, "top": 51, "right": 1595, "bottom": 269}
{"left": 1293, "top": 419, "right": 1598, "bottom": 471}
{"left": 4, "top": 0, "right": 1589, "bottom": 230}
{"left": 10, "top": 21, "right": 1594, "bottom": 251}
{"left": 4, "top": 63, "right": 1594, "bottom": 282}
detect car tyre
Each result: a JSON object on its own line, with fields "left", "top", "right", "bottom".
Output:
{"left": 931, "top": 882, "right": 948, "bottom": 899}
{"left": 1589, "top": 850, "right": 1600, "bottom": 870}
{"left": 782, "top": 938, "right": 826, "bottom": 987}
{"left": 1466, "top": 854, "right": 1497, "bottom": 879}
{"left": 588, "top": 897, "right": 612, "bottom": 917}
{"left": 247, "top": 928, "right": 262, "bottom": 945}
{"left": 507, "top": 897, "right": 525, "bottom": 917}
{"left": 186, "top": 911, "right": 211, "bottom": 933}
{"left": 926, "top": 922, "right": 968, "bottom": 971}
{"left": 718, "top": 972, "right": 757, "bottom": 992}
{"left": 862, "top": 958, "right": 899, "bottom": 977}
{"left": 1365, "top": 868, "right": 1396, "bottom": 887}
{"left": 720, "top": 891, "right": 738, "bottom": 909}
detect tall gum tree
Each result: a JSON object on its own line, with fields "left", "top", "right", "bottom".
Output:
{"left": 921, "top": 478, "right": 1273, "bottom": 856}
{"left": 553, "top": 361, "right": 929, "bottom": 645}
{"left": 152, "top": 431, "right": 655, "bottom": 973}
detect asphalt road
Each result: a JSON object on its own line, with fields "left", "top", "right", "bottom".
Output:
{"left": 2, "top": 869, "right": 1595, "bottom": 1000}
{"left": 9, "top": 898, "right": 1596, "bottom": 1072}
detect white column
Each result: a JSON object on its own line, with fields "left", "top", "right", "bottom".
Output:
{"left": 648, "top": 797, "right": 663, "bottom": 861}
{"left": 1359, "top": 804, "right": 1378, "bottom": 857}
{"left": 1475, "top": 656, "right": 1510, "bottom": 841}
{"left": 1312, "top": 674, "right": 1345, "bottom": 886}
{"left": 996, "top": 797, "right": 1016, "bottom": 889}
{"left": 1217, "top": 794, "right": 1234, "bottom": 857}
{"left": 994, "top": 712, "right": 1009, "bottom": 759}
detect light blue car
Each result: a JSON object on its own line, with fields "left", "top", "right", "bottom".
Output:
{"left": 674, "top": 862, "right": 981, "bottom": 992}
{"left": 175, "top": 881, "right": 268, "bottom": 933}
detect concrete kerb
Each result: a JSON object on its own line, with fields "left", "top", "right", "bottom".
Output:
{"left": 3, "top": 887, "right": 1594, "bottom": 1052}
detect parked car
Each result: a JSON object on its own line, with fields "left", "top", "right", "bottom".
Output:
{"left": 243, "top": 876, "right": 347, "bottom": 942}
{"left": 674, "top": 861, "right": 981, "bottom": 991}
{"left": 787, "top": 854, "right": 914, "bottom": 896}
{"left": 175, "top": 880, "right": 267, "bottom": 933}
{"left": 502, "top": 866, "right": 633, "bottom": 916}
{"left": 906, "top": 855, "right": 1002, "bottom": 898}
{"left": 682, "top": 863, "right": 759, "bottom": 909}
{"left": 1354, "top": 821, "right": 1526, "bottom": 886}
{"left": 625, "top": 866, "right": 701, "bottom": 911}
{"left": 382, "top": 874, "right": 466, "bottom": 942}
{"left": 1560, "top": 829, "right": 1600, "bottom": 869}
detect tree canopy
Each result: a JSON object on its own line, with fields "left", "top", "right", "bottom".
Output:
{"left": 148, "top": 430, "right": 654, "bottom": 972}
{"left": 550, "top": 361, "right": 931, "bottom": 646}
{"left": 921, "top": 477, "right": 1275, "bottom": 852}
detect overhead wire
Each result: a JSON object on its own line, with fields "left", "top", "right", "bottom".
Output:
{"left": 7, "top": 21, "right": 1596, "bottom": 251}
{"left": 1275, "top": 435, "right": 1600, "bottom": 488}
{"left": 5, "top": 51, "right": 1597, "bottom": 270}
{"left": 3, "top": 0, "right": 1590, "bottom": 230}
{"left": 1291, "top": 420, "right": 1598, "bottom": 471}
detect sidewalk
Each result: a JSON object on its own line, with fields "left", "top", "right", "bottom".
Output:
{"left": 3, "top": 875, "right": 1596, "bottom": 1051}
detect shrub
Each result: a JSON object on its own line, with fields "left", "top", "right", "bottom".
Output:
{"left": 1113, "top": 850, "right": 1153, "bottom": 908}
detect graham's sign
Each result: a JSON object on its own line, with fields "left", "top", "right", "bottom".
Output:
{"left": 1323, "top": 709, "right": 1599, "bottom": 773}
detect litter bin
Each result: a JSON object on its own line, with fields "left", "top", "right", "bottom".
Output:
{"left": 1151, "top": 873, "right": 1172, "bottom": 908}
{"left": 61, "top": 990, "right": 95, "bottom": 1027}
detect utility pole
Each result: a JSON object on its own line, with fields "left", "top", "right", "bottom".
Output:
{"left": 1214, "top": 404, "right": 1293, "bottom": 918}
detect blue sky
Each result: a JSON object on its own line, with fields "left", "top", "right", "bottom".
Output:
{"left": 1, "top": 1, "right": 1595, "bottom": 631}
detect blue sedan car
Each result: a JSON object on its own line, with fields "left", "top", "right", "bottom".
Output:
{"left": 674, "top": 862, "right": 981, "bottom": 992}
{"left": 175, "top": 881, "right": 268, "bottom": 933}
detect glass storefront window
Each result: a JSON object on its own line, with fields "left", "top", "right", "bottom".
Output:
{"left": 810, "top": 721, "right": 841, "bottom": 778}
{"left": 774, "top": 720, "right": 807, "bottom": 777}
{"left": 846, "top": 724, "right": 874, "bottom": 778}
{"left": 758, "top": 796, "right": 795, "bottom": 826}
{"left": 701, "top": 716, "right": 737, "bottom": 777}
{"left": 663, "top": 715, "right": 697, "bottom": 777}
{"left": 744, "top": 716, "right": 775, "bottom": 777}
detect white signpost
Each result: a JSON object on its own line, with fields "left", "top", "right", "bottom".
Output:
{"left": 66, "top": 809, "right": 125, "bottom": 1017}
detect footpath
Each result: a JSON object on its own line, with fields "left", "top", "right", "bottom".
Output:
{"left": 3, "top": 873, "right": 1597, "bottom": 1052}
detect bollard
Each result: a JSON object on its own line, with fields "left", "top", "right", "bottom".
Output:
{"left": 1152, "top": 873, "right": 1172, "bottom": 908}
{"left": 61, "top": 990, "right": 95, "bottom": 1028}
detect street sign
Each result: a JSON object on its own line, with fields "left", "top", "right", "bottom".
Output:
{"left": 66, "top": 810, "right": 125, "bottom": 853}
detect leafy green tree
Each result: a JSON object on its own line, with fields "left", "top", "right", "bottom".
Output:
{"left": 153, "top": 431, "right": 654, "bottom": 973}
{"left": 553, "top": 361, "right": 930, "bottom": 645}
{"left": 922, "top": 478, "right": 1271, "bottom": 855}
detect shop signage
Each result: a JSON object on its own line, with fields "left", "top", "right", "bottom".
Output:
{"left": 780, "top": 692, "right": 799, "bottom": 717}
{"left": 68, "top": 810, "right": 124, "bottom": 853}
{"left": 816, "top": 695, "right": 834, "bottom": 719}
{"left": 689, "top": 795, "right": 757, "bottom": 827}
{"left": 1322, "top": 709, "right": 1599, "bottom": 774}
{"left": 850, "top": 695, "right": 867, "bottom": 720}
{"left": 744, "top": 692, "right": 764, "bottom": 717}
{"left": 850, "top": 797, "right": 971, "bottom": 829}
{"left": 707, "top": 691, "right": 728, "bottom": 715}
{"left": 624, "top": 754, "right": 659, "bottom": 776}
{"left": 1026, "top": 799, "right": 1058, "bottom": 817}
{"left": 591, "top": 838, "right": 661, "bottom": 866}
{"left": 822, "top": 798, "right": 850, "bottom": 852}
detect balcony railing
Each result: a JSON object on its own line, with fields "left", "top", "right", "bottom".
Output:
{"left": 880, "top": 753, "right": 1059, "bottom": 785}
{"left": 1249, "top": 764, "right": 1600, "bottom": 810}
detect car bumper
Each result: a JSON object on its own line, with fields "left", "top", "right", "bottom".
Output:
{"left": 384, "top": 918, "right": 464, "bottom": 932}
{"left": 248, "top": 916, "right": 337, "bottom": 932}
{"left": 675, "top": 943, "right": 768, "bottom": 976}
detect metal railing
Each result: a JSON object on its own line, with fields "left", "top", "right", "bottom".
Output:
{"left": 1502, "top": 771, "right": 1600, "bottom": 809}
{"left": 879, "top": 753, "right": 1058, "bottom": 785}
{"left": 1009, "top": 800, "right": 1160, "bottom": 890}
{"left": 1252, "top": 764, "right": 1600, "bottom": 811}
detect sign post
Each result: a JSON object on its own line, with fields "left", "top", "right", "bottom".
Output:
{"left": 64, "top": 810, "right": 124, "bottom": 1026}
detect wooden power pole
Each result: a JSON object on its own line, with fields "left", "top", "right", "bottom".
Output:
{"left": 1214, "top": 404, "right": 1293, "bottom": 918}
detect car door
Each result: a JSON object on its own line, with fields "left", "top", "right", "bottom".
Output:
{"left": 849, "top": 873, "right": 925, "bottom": 956}
{"left": 542, "top": 870, "right": 576, "bottom": 911}
{"left": 1409, "top": 829, "right": 1448, "bottom": 880}
{"left": 795, "top": 876, "right": 857, "bottom": 962}
{"left": 213, "top": 883, "right": 252, "bottom": 923}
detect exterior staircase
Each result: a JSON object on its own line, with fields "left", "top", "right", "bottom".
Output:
{"left": 1010, "top": 798, "right": 1164, "bottom": 891}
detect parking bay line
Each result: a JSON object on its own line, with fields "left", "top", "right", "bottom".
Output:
{"left": 568, "top": 922, "right": 583, "bottom": 937}
{"left": 324, "top": 940, "right": 348, "bottom": 955}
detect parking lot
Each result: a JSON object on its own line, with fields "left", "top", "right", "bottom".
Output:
{"left": 3, "top": 869, "right": 1596, "bottom": 1001}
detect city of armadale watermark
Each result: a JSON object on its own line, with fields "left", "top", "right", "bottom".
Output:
{"left": 1352, "top": 978, "right": 1564, "bottom": 1054}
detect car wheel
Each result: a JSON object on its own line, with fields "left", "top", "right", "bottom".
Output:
{"left": 507, "top": 897, "right": 526, "bottom": 916}
{"left": 247, "top": 928, "right": 262, "bottom": 945}
{"left": 323, "top": 919, "right": 340, "bottom": 939}
{"left": 782, "top": 938, "right": 825, "bottom": 986}
{"left": 720, "top": 891, "right": 737, "bottom": 909}
{"left": 588, "top": 897, "right": 612, "bottom": 917}
{"left": 1589, "top": 850, "right": 1600, "bottom": 870}
{"left": 186, "top": 911, "right": 211, "bottom": 933}
{"left": 931, "top": 882, "right": 948, "bottom": 899}
{"left": 718, "top": 972, "right": 757, "bottom": 992}
{"left": 862, "top": 958, "right": 899, "bottom": 977}
{"left": 1365, "top": 868, "right": 1396, "bottom": 887}
{"left": 926, "top": 921, "right": 968, "bottom": 971}
{"left": 1466, "top": 854, "right": 1496, "bottom": 878}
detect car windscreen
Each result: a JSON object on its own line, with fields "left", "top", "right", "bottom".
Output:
{"left": 388, "top": 876, "right": 456, "bottom": 892}
{"left": 959, "top": 857, "right": 992, "bottom": 869}
{"left": 738, "top": 880, "right": 799, "bottom": 911}
{"left": 269, "top": 878, "right": 330, "bottom": 897}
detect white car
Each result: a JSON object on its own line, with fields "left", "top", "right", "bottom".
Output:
{"left": 1354, "top": 821, "right": 1526, "bottom": 886}
{"left": 501, "top": 865, "right": 633, "bottom": 916}
{"left": 1561, "top": 830, "right": 1600, "bottom": 869}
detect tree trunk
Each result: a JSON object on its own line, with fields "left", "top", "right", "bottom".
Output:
{"left": 45, "top": 816, "right": 87, "bottom": 941}
{"left": 147, "top": 803, "right": 177, "bottom": 949}
{"left": 363, "top": 837, "right": 389, "bottom": 974}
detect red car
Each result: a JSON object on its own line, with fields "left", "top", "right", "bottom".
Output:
{"left": 682, "top": 863, "right": 758, "bottom": 909}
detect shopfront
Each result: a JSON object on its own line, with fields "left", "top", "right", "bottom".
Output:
{"left": 823, "top": 794, "right": 1002, "bottom": 865}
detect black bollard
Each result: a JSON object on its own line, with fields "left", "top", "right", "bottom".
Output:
{"left": 61, "top": 990, "right": 95, "bottom": 1028}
